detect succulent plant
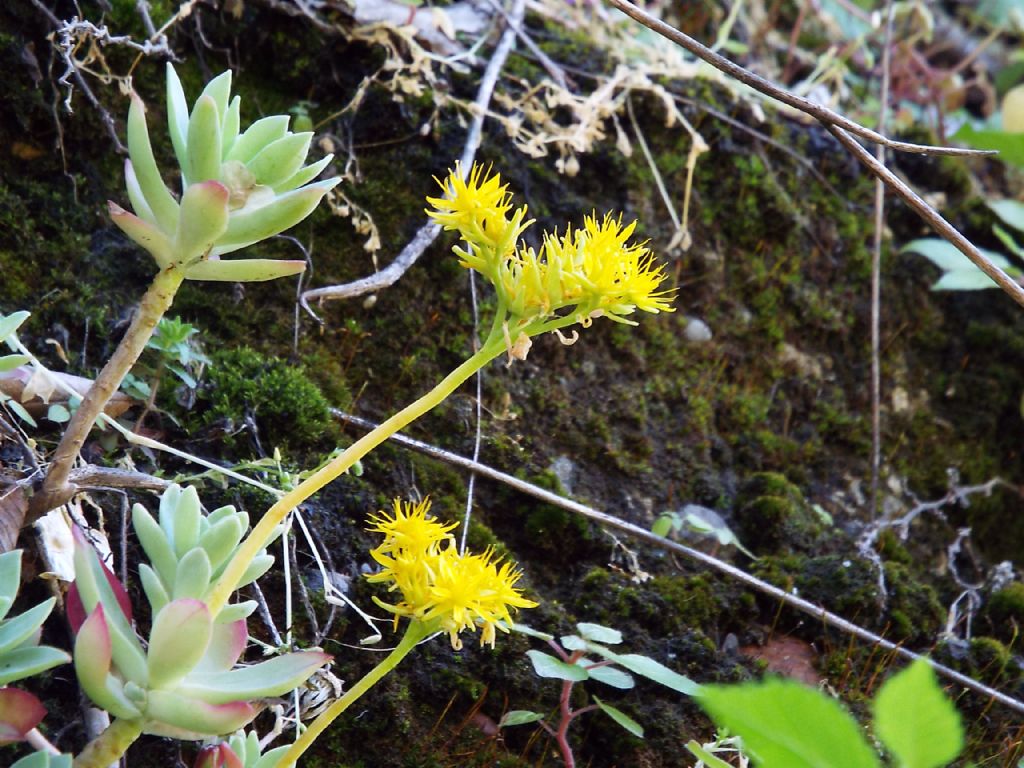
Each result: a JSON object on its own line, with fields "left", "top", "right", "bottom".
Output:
{"left": 111, "top": 64, "right": 340, "bottom": 283}
{"left": 132, "top": 484, "right": 273, "bottom": 622}
{"left": 0, "top": 550, "right": 71, "bottom": 745}
{"left": 71, "top": 498, "right": 330, "bottom": 738}
{"left": 196, "top": 730, "right": 294, "bottom": 768}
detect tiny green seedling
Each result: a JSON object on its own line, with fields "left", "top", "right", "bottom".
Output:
{"left": 506, "top": 622, "right": 697, "bottom": 768}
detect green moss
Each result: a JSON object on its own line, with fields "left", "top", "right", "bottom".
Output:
{"left": 985, "top": 582, "right": 1024, "bottom": 641}
{"left": 194, "top": 346, "right": 337, "bottom": 457}
{"left": 734, "top": 472, "right": 824, "bottom": 554}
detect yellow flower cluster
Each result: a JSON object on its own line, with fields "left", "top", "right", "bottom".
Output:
{"left": 426, "top": 163, "right": 675, "bottom": 327}
{"left": 366, "top": 499, "right": 537, "bottom": 649}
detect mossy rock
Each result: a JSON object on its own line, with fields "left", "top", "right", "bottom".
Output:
{"left": 192, "top": 346, "right": 338, "bottom": 458}
{"left": 733, "top": 472, "right": 825, "bottom": 554}
{"left": 753, "top": 555, "right": 944, "bottom": 643}
{"left": 984, "top": 581, "right": 1024, "bottom": 642}
{"left": 935, "top": 636, "right": 1019, "bottom": 688}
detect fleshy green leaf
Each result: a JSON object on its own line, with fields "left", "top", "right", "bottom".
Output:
{"left": 0, "top": 551, "right": 23, "bottom": 612}
{"left": 214, "top": 178, "right": 340, "bottom": 254}
{"left": 0, "top": 313, "right": 29, "bottom": 345}
{"left": 652, "top": 514, "right": 675, "bottom": 537}
{"left": 166, "top": 64, "right": 191, "bottom": 184}
{"left": 0, "top": 598, "right": 55, "bottom": 656}
{"left": 873, "top": 658, "right": 964, "bottom": 768}
{"left": 197, "top": 70, "right": 232, "bottom": 127}
{"left": 226, "top": 116, "right": 290, "bottom": 164}
{"left": 499, "top": 710, "right": 545, "bottom": 727}
{"left": 698, "top": 678, "right": 882, "bottom": 768}
{"left": 0, "top": 355, "right": 29, "bottom": 374}
{"left": 176, "top": 650, "right": 331, "bottom": 704}
{"left": 173, "top": 548, "right": 212, "bottom": 600}
{"left": 246, "top": 133, "right": 314, "bottom": 189}
{"left": 593, "top": 696, "right": 643, "bottom": 738}
{"left": 526, "top": 650, "right": 588, "bottom": 682}
{"left": 187, "top": 96, "right": 224, "bottom": 184}
{"left": 0, "top": 646, "right": 70, "bottom": 686}
{"left": 109, "top": 202, "right": 175, "bottom": 268}
{"left": 124, "top": 158, "right": 158, "bottom": 227}
{"left": 274, "top": 154, "right": 333, "bottom": 195}
{"left": 139, "top": 564, "right": 169, "bottom": 614}
{"left": 221, "top": 96, "right": 242, "bottom": 160}
{"left": 143, "top": 690, "right": 255, "bottom": 737}
{"left": 126, "top": 95, "right": 179, "bottom": 235}
{"left": 147, "top": 599, "right": 213, "bottom": 689}
{"left": 185, "top": 259, "right": 306, "bottom": 283}
{"left": 73, "top": 606, "right": 142, "bottom": 719}
{"left": 199, "top": 516, "right": 245, "bottom": 573}
{"left": 133, "top": 504, "right": 178, "bottom": 589}
{"left": 174, "top": 181, "right": 231, "bottom": 266}
{"left": 576, "top": 623, "right": 623, "bottom": 644}
{"left": 13, "top": 752, "right": 74, "bottom": 768}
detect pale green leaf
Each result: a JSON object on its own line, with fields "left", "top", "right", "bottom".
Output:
{"left": 902, "top": 239, "right": 1011, "bottom": 273}
{"left": 583, "top": 661, "right": 634, "bottom": 689}
{"left": 46, "top": 404, "right": 70, "bottom": 424}
{"left": 185, "top": 259, "right": 306, "bottom": 283}
{"left": 593, "top": 696, "right": 643, "bottom": 738}
{"left": 0, "top": 312, "right": 29, "bottom": 343}
{"left": 0, "top": 354, "right": 29, "bottom": 373}
{"left": 953, "top": 123, "right": 1024, "bottom": 168}
{"left": 685, "top": 740, "right": 735, "bottom": 768}
{"left": 652, "top": 514, "right": 675, "bottom": 537}
{"left": 510, "top": 623, "right": 554, "bottom": 642}
{"left": 526, "top": 650, "right": 589, "bottom": 682}
{"left": 499, "top": 710, "right": 545, "bottom": 727}
{"left": 989, "top": 199, "right": 1024, "bottom": 232}
{"left": 698, "top": 678, "right": 881, "bottom": 768}
{"left": 576, "top": 623, "right": 623, "bottom": 644}
{"left": 873, "top": 658, "right": 964, "bottom": 768}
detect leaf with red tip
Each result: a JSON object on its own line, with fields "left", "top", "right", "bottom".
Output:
{"left": 109, "top": 202, "right": 174, "bottom": 268}
{"left": 193, "top": 619, "right": 247, "bottom": 675}
{"left": 0, "top": 687, "right": 45, "bottom": 744}
{"left": 147, "top": 599, "right": 212, "bottom": 689}
{"left": 173, "top": 181, "right": 230, "bottom": 266}
{"left": 195, "top": 743, "right": 245, "bottom": 768}
{"left": 74, "top": 605, "right": 141, "bottom": 720}
{"left": 143, "top": 690, "right": 255, "bottom": 737}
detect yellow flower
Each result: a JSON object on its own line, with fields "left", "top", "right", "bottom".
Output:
{"left": 425, "top": 163, "right": 530, "bottom": 256}
{"left": 367, "top": 499, "right": 537, "bottom": 648}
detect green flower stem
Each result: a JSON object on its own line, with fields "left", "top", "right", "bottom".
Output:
{"left": 206, "top": 332, "right": 509, "bottom": 614}
{"left": 73, "top": 717, "right": 144, "bottom": 768}
{"left": 280, "top": 620, "right": 432, "bottom": 765}
{"left": 29, "top": 267, "right": 187, "bottom": 522}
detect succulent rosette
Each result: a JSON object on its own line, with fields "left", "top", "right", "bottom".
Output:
{"left": 71, "top": 500, "right": 330, "bottom": 738}
{"left": 131, "top": 485, "right": 273, "bottom": 623}
{"left": 111, "top": 64, "right": 339, "bottom": 282}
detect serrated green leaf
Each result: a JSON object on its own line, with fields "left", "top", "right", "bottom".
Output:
{"left": 526, "top": 650, "right": 588, "bottom": 681}
{"left": 499, "top": 710, "right": 545, "bottom": 727}
{"left": 698, "top": 678, "right": 881, "bottom": 768}
{"left": 873, "top": 658, "right": 964, "bottom": 768}
{"left": 576, "top": 623, "right": 623, "bottom": 644}
{"left": 593, "top": 696, "right": 643, "bottom": 737}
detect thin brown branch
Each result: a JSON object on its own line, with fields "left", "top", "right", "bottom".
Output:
{"left": 332, "top": 409, "right": 1024, "bottom": 716}
{"left": 605, "top": 0, "right": 993, "bottom": 158}
{"left": 827, "top": 125, "right": 1024, "bottom": 308}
